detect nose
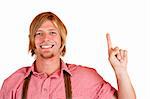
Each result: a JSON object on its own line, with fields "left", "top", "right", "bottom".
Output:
{"left": 43, "top": 33, "right": 51, "bottom": 41}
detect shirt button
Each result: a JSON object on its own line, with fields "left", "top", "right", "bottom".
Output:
{"left": 43, "top": 88, "right": 47, "bottom": 92}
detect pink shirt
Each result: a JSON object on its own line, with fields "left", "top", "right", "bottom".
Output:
{"left": 0, "top": 60, "right": 116, "bottom": 99}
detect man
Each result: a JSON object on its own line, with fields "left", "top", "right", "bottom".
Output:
{"left": 0, "top": 12, "right": 136, "bottom": 99}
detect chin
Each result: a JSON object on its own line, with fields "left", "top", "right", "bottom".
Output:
{"left": 40, "top": 53, "right": 54, "bottom": 59}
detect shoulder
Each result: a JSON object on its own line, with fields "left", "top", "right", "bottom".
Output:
{"left": 67, "top": 63, "right": 104, "bottom": 83}
{"left": 5, "top": 66, "right": 31, "bottom": 82}
{"left": 1, "top": 66, "right": 31, "bottom": 91}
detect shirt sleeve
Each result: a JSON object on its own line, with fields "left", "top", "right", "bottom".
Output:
{"left": 83, "top": 67, "right": 116, "bottom": 99}
{"left": 0, "top": 80, "right": 5, "bottom": 99}
{"left": 0, "top": 67, "right": 29, "bottom": 99}
{"left": 0, "top": 88, "right": 4, "bottom": 99}
{"left": 0, "top": 79, "right": 16, "bottom": 99}
{"left": 97, "top": 82, "right": 116, "bottom": 99}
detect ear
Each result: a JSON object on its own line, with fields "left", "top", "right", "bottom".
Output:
{"left": 60, "top": 44, "right": 66, "bottom": 56}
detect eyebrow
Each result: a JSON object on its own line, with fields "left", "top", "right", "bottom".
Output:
{"left": 36, "top": 28, "right": 58, "bottom": 32}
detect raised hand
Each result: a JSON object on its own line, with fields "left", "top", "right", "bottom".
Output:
{"left": 106, "top": 33, "right": 128, "bottom": 73}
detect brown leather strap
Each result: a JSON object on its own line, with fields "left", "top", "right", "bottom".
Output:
{"left": 22, "top": 72, "right": 32, "bottom": 99}
{"left": 22, "top": 71, "right": 72, "bottom": 99}
{"left": 63, "top": 70, "right": 72, "bottom": 99}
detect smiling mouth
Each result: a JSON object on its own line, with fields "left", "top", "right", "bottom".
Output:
{"left": 40, "top": 44, "right": 54, "bottom": 49}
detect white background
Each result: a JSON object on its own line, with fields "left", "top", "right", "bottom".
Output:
{"left": 0, "top": 0, "right": 149, "bottom": 98}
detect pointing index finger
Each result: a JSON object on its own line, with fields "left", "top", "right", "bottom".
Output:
{"left": 106, "top": 33, "right": 112, "bottom": 51}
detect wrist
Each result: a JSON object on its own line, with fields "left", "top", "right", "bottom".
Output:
{"left": 114, "top": 67, "right": 128, "bottom": 78}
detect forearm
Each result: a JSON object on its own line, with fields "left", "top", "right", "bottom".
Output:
{"left": 106, "top": 33, "right": 136, "bottom": 99}
{"left": 115, "top": 70, "right": 136, "bottom": 99}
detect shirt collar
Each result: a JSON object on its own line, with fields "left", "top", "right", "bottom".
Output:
{"left": 25, "top": 59, "right": 72, "bottom": 79}
{"left": 60, "top": 60, "right": 72, "bottom": 76}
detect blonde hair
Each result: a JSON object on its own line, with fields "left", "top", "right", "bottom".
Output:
{"left": 28, "top": 12, "right": 67, "bottom": 56}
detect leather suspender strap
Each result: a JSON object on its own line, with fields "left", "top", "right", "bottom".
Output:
{"left": 63, "top": 70, "right": 72, "bottom": 99}
{"left": 22, "top": 72, "right": 32, "bottom": 99}
{"left": 22, "top": 71, "right": 72, "bottom": 99}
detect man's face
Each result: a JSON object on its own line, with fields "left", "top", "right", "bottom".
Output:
{"left": 34, "top": 20, "right": 61, "bottom": 59}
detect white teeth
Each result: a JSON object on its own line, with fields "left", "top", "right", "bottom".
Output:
{"left": 41, "top": 45, "right": 53, "bottom": 49}
{"left": 40, "top": 42, "right": 55, "bottom": 49}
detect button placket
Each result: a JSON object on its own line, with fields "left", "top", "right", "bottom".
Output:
{"left": 42, "top": 78, "right": 51, "bottom": 95}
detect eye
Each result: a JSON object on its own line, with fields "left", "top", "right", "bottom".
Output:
{"left": 35, "top": 32, "right": 42, "bottom": 37}
{"left": 49, "top": 32, "right": 57, "bottom": 35}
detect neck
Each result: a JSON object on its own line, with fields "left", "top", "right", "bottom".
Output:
{"left": 35, "top": 55, "right": 61, "bottom": 75}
